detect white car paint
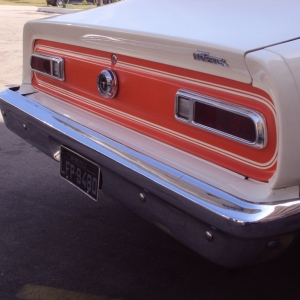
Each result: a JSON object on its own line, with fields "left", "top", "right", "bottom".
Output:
{"left": 19, "top": 0, "right": 300, "bottom": 201}
{"left": 25, "top": 0, "right": 300, "bottom": 84}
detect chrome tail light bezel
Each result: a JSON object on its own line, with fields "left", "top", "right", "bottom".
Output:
{"left": 175, "top": 89, "right": 267, "bottom": 149}
{"left": 30, "top": 53, "right": 65, "bottom": 81}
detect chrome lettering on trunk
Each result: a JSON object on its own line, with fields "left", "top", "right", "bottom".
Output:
{"left": 193, "top": 51, "right": 229, "bottom": 67}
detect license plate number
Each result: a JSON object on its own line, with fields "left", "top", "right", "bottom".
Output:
{"left": 60, "top": 146, "right": 100, "bottom": 200}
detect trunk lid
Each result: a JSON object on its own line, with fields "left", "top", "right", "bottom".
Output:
{"left": 25, "top": 0, "right": 300, "bottom": 84}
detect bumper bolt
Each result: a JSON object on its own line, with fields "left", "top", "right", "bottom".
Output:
{"left": 205, "top": 231, "right": 214, "bottom": 242}
{"left": 268, "top": 240, "right": 279, "bottom": 249}
{"left": 139, "top": 193, "right": 146, "bottom": 202}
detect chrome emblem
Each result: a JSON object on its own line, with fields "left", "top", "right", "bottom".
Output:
{"left": 97, "top": 69, "right": 118, "bottom": 98}
{"left": 193, "top": 51, "right": 229, "bottom": 67}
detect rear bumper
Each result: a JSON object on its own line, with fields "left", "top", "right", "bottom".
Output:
{"left": 1, "top": 87, "right": 300, "bottom": 267}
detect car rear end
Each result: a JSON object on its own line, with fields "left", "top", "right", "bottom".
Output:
{"left": 2, "top": 0, "right": 300, "bottom": 267}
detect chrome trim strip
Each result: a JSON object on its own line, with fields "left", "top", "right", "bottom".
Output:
{"left": 1, "top": 89, "right": 300, "bottom": 240}
{"left": 30, "top": 53, "right": 65, "bottom": 81}
{"left": 175, "top": 89, "right": 267, "bottom": 148}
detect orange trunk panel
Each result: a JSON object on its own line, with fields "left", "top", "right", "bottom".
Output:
{"left": 32, "top": 40, "right": 277, "bottom": 181}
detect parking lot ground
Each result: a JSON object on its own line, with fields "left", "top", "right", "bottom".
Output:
{"left": 0, "top": 6, "right": 59, "bottom": 92}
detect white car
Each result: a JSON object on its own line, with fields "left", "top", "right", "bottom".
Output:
{"left": 1, "top": 0, "right": 300, "bottom": 267}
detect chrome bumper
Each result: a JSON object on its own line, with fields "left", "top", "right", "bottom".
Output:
{"left": 1, "top": 88, "right": 300, "bottom": 267}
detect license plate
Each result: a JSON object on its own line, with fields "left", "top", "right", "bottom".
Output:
{"left": 60, "top": 146, "right": 100, "bottom": 200}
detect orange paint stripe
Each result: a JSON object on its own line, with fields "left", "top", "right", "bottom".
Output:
{"left": 32, "top": 40, "right": 277, "bottom": 181}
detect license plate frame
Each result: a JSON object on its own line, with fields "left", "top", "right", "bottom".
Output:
{"left": 60, "top": 145, "right": 100, "bottom": 201}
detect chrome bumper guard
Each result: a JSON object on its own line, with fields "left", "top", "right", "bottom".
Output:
{"left": 1, "top": 88, "right": 300, "bottom": 267}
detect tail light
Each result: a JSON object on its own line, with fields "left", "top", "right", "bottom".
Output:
{"left": 175, "top": 89, "right": 267, "bottom": 148}
{"left": 30, "top": 53, "right": 64, "bottom": 81}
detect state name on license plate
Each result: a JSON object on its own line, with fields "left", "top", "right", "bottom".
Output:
{"left": 60, "top": 146, "right": 100, "bottom": 200}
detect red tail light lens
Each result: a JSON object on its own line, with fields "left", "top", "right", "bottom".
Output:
{"left": 30, "top": 53, "right": 64, "bottom": 81}
{"left": 175, "top": 89, "right": 267, "bottom": 148}
{"left": 194, "top": 102, "right": 256, "bottom": 143}
{"left": 31, "top": 56, "right": 51, "bottom": 75}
